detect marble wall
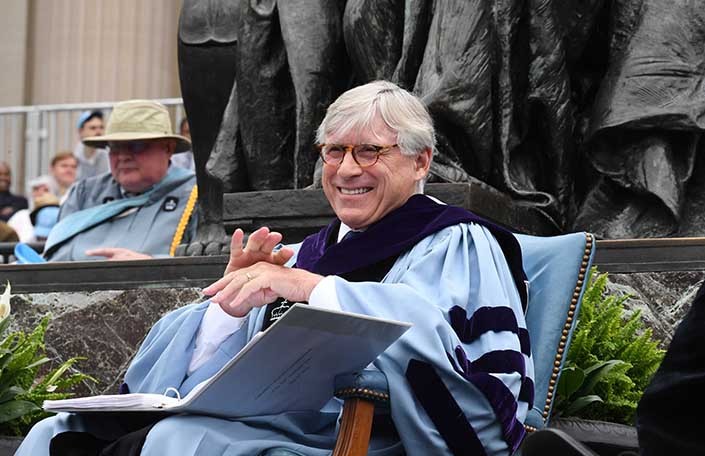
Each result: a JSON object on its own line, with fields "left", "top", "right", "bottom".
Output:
{"left": 10, "top": 288, "right": 202, "bottom": 396}
{"left": 607, "top": 271, "right": 705, "bottom": 346}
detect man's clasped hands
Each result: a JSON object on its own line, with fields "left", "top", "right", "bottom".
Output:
{"left": 203, "top": 227, "right": 324, "bottom": 318}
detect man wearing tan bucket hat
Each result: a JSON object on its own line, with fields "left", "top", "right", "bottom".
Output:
{"left": 41, "top": 99, "right": 198, "bottom": 262}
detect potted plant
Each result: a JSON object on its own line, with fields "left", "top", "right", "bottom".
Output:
{"left": 551, "top": 268, "right": 665, "bottom": 454}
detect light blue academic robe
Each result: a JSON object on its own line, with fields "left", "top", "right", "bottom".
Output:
{"left": 17, "top": 223, "right": 533, "bottom": 456}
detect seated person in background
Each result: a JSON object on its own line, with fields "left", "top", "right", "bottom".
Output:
{"left": 0, "top": 222, "right": 19, "bottom": 243}
{"left": 7, "top": 176, "right": 55, "bottom": 242}
{"left": 73, "top": 110, "right": 110, "bottom": 181}
{"left": 30, "top": 194, "right": 60, "bottom": 242}
{"left": 17, "top": 81, "right": 532, "bottom": 455}
{"left": 7, "top": 193, "right": 59, "bottom": 243}
{"left": 0, "top": 161, "right": 28, "bottom": 222}
{"left": 27, "top": 175, "right": 53, "bottom": 200}
{"left": 42, "top": 151, "right": 78, "bottom": 202}
{"left": 637, "top": 280, "right": 705, "bottom": 455}
{"left": 42, "top": 99, "right": 196, "bottom": 262}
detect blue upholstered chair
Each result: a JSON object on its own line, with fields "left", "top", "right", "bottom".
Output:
{"left": 264, "top": 232, "right": 596, "bottom": 456}
{"left": 517, "top": 232, "right": 595, "bottom": 431}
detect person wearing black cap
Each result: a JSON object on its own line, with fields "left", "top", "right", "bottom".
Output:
{"left": 74, "top": 110, "right": 109, "bottom": 181}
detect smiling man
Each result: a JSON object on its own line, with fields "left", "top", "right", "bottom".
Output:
{"left": 19, "top": 82, "right": 532, "bottom": 455}
{"left": 42, "top": 100, "right": 197, "bottom": 262}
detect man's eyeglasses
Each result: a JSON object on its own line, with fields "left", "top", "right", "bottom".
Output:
{"left": 317, "top": 144, "right": 398, "bottom": 167}
{"left": 108, "top": 141, "right": 152, "bottom": 154}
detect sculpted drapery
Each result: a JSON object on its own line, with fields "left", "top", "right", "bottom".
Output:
{"left": 178, "top": 0, "right": 705, "bottom": 243}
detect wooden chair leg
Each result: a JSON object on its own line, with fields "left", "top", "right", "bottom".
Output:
{"left": 332, "top": 398, "right": 376, "bottom": 456}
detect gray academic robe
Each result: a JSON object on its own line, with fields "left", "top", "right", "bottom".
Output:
{"left": 46, "top": 166, "right": 197, "bottom": 261}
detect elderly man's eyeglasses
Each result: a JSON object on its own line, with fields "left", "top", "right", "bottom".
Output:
{"left": 108, "top": 141, "right": 152, "bottom": 154}
{"left": 317, "top": 144, "right": 398, "bottom": 167}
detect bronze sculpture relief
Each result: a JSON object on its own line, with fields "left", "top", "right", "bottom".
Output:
{"left": 178, "top": 0, "right": 705, "bottom": 247}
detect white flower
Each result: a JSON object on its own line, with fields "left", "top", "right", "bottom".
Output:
{"left": 0, "top": 282, "right": 11, "bottom": 321}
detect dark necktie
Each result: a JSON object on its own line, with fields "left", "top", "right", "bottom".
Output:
{"left": 340, "top": 229, "right": 362, "bottom": 243}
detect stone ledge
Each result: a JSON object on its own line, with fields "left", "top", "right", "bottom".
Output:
{"left": 3, "top": 238, "right": 705, "bottom": 293}
{"left": 594, "top": 237, "right": 705, "bottom": 273}
{"left": 5, "top": 186, "right": 705, "bottom": 294}
{"left": 1, "top": 255, "right": 228, "bottom": 294}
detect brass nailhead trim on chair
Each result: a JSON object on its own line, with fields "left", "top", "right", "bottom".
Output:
{"left": 335, "top": 387, "right": 390, "bottom": 404}
{"left": 539, "top": 232, "right": 594, "bottom": 421}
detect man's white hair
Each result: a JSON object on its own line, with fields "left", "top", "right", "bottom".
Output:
{"left": 316, "top": 81, "right": 435, "bottom": 192}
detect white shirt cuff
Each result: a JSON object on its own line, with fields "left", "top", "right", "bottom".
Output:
{"left": 308, "top": 275, "right": 342, "bottom": 312}
{"left": 188, "top": 301, "right": 247, "bottom": 374}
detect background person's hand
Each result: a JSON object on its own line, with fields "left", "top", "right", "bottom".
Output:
{"left": 85, "top": 247, "right": 152, "bottom": 261}
{"left": 203, "top": 262, "right": 323, "bottom": 317}
{"left": 224, "top": 227, "right": 294, "bottom": 275}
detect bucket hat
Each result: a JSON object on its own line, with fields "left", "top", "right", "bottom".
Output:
{"left": 82, "top": 100, "right": 191, "bottom": 153}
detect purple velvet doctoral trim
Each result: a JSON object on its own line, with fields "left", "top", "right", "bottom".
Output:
{"left": 296, "top": 194, "right": 528, "bottom": 309}
{"left": 405, "top": 359, "right": 487, "bottom": 456}
{"left": 518, "top": 328, "right": 531, "bottom": 356}
{"left": 448, "top": 345, "right": 471, "bottom": 378}
{"left": 449, "top": 348, "right": 527, "bottom": 452}
{"left": 453, "top": 346, "right": 525, "bottom": 380}
{"left": 469, "top": 373, "right": 527, "bottom": 452}
{"left": 469, "top": 350, "right": 527, "bottom": 378}
{"left": 449, "top": 305, "right": 519, "bottom": 342}
{"left": 519, "top": 377, "right": 535, "bottom": 408}
{"left": 448, "top": 306, "right": 532, "bottom": 356}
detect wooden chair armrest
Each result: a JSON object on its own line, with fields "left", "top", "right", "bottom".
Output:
{"left": 332, "top": 370, "right": 390, "bottom": 456}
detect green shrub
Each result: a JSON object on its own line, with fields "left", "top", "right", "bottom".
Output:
{"left": 553, "top": 268, "right": 665, "bottom": 424}
{"left": 0, "top": 283, "right": 94, "bottom": 436}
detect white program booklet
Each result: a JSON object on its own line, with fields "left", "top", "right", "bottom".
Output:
{"left": 44, "top": 304, "right": 411, "bottom": 418}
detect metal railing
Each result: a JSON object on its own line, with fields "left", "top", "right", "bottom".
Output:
{"left": 0, "top": 98, "right": 185, "bottom": 195}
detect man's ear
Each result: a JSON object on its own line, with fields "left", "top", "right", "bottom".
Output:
{"left": 414, "top": 147, "right": 433, "bottom": 179}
